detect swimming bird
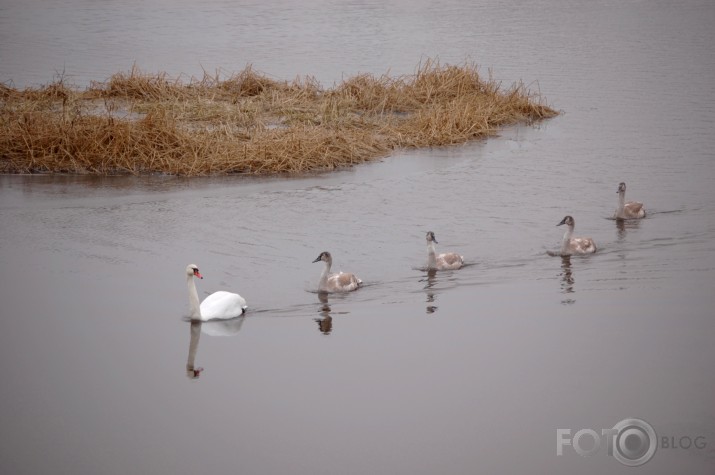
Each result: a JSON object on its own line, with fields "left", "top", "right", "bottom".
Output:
{"left": 186, "top": 264, "right": 247, "bottom": 320}
{"left": 426, "top": 231, "right": 464, "bottom": 270}
{"left": 615, "top": 182, "right": 646, "bottom": 219}
{"left": 312, "top": 251, "right": 362, "bottom": 292}
{"left": 556, "top": 216, "right": 597, "bottom": 255}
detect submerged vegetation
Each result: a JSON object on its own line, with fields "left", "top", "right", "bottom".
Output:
{"left": 0, "top": 60, "right": 558, "bottom": 175}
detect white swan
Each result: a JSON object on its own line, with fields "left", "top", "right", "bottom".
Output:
{"left": 615, "top": 182, "right": 646, "bottom": 219}
{"left": 186, "top": 264, "right": 247, "bottom": 320}
{"left": 312, "top": 251, "right": 362, "bottom": 292}
{"left": 426, "top": 231, "right": 464, "bottom": 270}
{"left": 556, "top": 216, "right": 597, "bottom": 255}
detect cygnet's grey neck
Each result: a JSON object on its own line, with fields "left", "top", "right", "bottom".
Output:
{"left": 427, "top": 241, "right": 438, "bottom": 269}
{"left": 561, "top": 224, "right": 575, "bottom": 253}
{"left": 616, "top": 191, "right": 626, "bottom": 216}
{"left": 318, "top": 259, "right": 332, "bottom": 288}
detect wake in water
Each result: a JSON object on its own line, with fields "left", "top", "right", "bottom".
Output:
{"left": 413, "top": 261, "right": 478, "bottom": 273}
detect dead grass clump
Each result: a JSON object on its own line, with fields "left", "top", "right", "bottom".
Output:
{"left": 333, "top": 73, "right": 410, "bottom": 113}
{"left": 92, "top": 66, "right": 191, "bottom": 101}
{"left": 409, "top": 59, "right": 489, "bottom": 103}
{"left": 0, "top": 83, "right": 14, "bottom": 99}
{"left": 217, "top": 65, "right": 286, "bottom": 97}
{"left": 0, "top": 60, "right": 559, "bottom": 175}
{"left": 201, "top": 126, "right": 391, "bottom": 175}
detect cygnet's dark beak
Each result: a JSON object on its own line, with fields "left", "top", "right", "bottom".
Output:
{"left": 312, "top": 256, "right": 321, "bottom": 263}
{"left": 557, "top": 217, "right": 567, "bottom": 226}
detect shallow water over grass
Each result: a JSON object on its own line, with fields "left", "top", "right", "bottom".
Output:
{"left": 2, "top": 1, "right": 715, "bottom": 475}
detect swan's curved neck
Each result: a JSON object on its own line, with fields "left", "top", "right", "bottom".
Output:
{"left": 318, "top": 259, "right": 332, "bottom": 289}
{"left": 187, "top": 274, "right": 201, "bottom": 319}
{"left": 427, "top": 241, "right": 437, "bottom": 269}
{"left": 561, "top": 225, "right": 574, "bottom": 253}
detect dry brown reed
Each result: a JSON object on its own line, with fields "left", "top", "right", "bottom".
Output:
{"left": 0, "top": 59, "right": 558, "bottom": 175}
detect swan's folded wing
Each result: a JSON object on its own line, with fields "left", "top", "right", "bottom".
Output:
{"left": 625, "top": 201, "right": 645, "bottom": 216}
{"left": 200, "top": 291, "right": 247, "bottom": 319}
{"left": 572, "top": 238, "right": 597, "bottom": 253}
{"left": 438, "top": 252, "right": 464, "bottom": 268}
{"left": 338, "top": 272, "right": 360, "bottom": 287}
{"left": 327, "top": 272, "right": 360, "bottom": 291}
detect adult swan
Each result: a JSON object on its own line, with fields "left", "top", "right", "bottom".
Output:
{"left": 186, "top": 264, "right": 247, "bottom": 320}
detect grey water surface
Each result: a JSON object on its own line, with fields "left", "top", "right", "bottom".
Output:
{"left": 1, "top": 1, "right": 715, "bottom": 474}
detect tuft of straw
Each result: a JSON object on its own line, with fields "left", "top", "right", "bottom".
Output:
{"left": 1, "top": 60, "right": 558, "bottom": 175}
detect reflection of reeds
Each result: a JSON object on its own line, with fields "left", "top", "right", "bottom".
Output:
{"left": 1, "top": 60, "right": 558, "bottom": 175}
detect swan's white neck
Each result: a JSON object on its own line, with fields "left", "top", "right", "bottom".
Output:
{"left": 561, "top": 225, "right": 574, "bottom": 254}
{"left": 318, "top": 259, "right": 332, "bottom": 289}
{"left": 427, "top": 241, "right": 438, "bottom": 269}
{"left": 187, "top": 274, "right": 202, "bottom": 319}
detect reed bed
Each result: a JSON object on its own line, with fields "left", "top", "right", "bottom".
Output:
{"left": 0, "top": 60, "right": 558, "bottom": 175}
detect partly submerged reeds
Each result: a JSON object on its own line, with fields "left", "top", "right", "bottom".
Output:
{"left": 0, "top": 60, "right": 558, "bottom": 175}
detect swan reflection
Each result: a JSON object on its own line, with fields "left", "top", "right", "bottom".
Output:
{"left": 421, "top": 269, "right": 439, "bottom": 314}
{"left": 559, "top": 256, "right": 575, "bottom": 305}
{"left": 201, "top": 316, "right": 246, "bottom": 337}
{"left": 314, "top": 291, "right": 333, "bottom": 335}
{"left": 185, "top": 316, "right": 247, "bottom": 379}
{"left": 615, "top": 216, "right": 641, "bottom": 241}
{"left": 186, "top": 321, "right": 204, "bottom": 379}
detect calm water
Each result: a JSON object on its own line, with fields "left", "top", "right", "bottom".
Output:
{"left": 1, "top": 1, "right": 715, "bottom": 474}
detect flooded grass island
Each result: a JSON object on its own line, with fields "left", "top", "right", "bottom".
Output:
{"left": 0, "top": 59, "right": 558, "bottom": 175}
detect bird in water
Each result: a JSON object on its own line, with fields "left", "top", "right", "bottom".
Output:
{"left": 615, "top": 182, "right": 646, "bottom": 219}
{"left": 425, "top": 231, "right": 464, "bottom": 270}
{"left": 185, "top": 264, "right": 247, "bottom": 320}
{"left": 312, "top": 251, "right": 362, "bottom": 292}
{"left": 556, "top": 216, "right": 597, "bottom": 255}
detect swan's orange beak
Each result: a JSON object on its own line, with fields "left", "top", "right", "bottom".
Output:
{"left": 194, "top": 270, "right": 203, "bottom": 279}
